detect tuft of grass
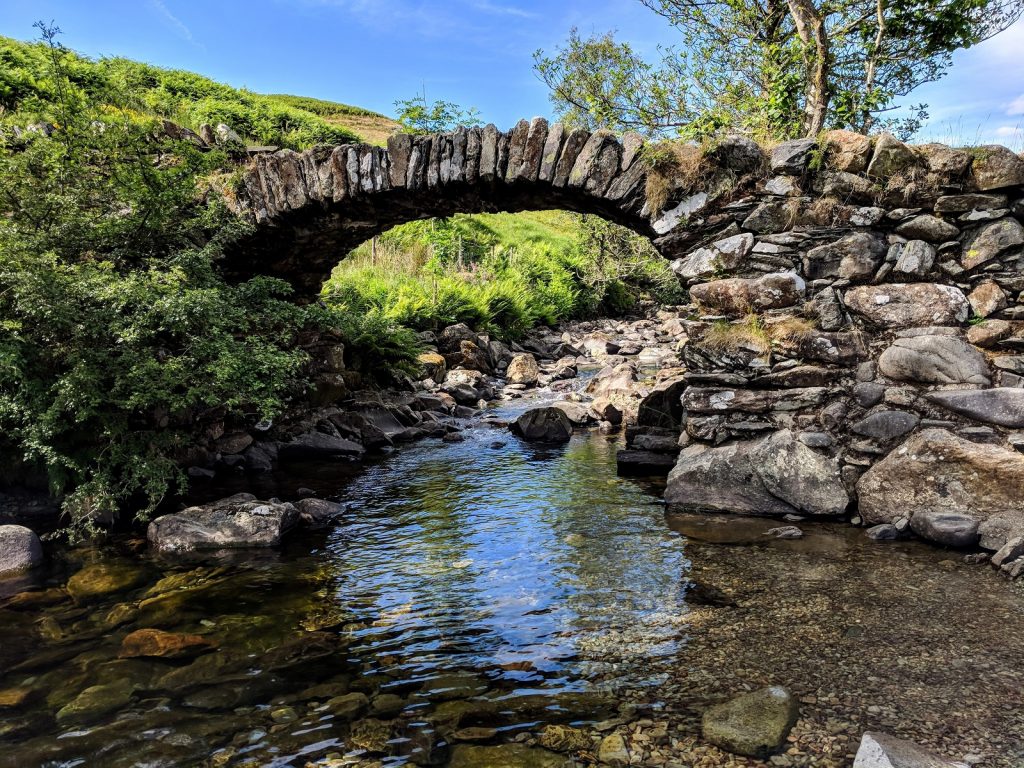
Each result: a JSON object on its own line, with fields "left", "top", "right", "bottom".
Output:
{"left": 701, "top": 314, "right": 772, "bottom": 355}
{"left": 642, "top": 140, "right": 711, "bottom": 216}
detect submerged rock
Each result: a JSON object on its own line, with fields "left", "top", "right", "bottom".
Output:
{"left": 55, "top": 679, "right": 135, "bottom": 724}
{"left": 147, "top": 493, "right": 299, "bottom": 553}
{"left": 66, "top": 562, "right": 147, "bottom": 601}
{"left": 448, "top": 744, "right": 573, "bottom": 768}
{"left": 511, "top": 407, "right": 573, "bottom": 443}
{"left": 0, "top": 525, "right": 43, "bottom": 576}
{"left": 118, "top": 628, "right": 215, "bottom": 659}
{"left": 701, "top": 686, "right": 799, "bottom": 758}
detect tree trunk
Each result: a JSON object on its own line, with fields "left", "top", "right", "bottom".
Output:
{"left": 786, "top": 0, "right": 830, "bottom": 137}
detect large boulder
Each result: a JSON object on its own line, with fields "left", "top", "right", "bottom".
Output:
{"left": 510, "top": 408, "right": 573, "bottom": 443}
{"left": 857, "top": 429, "right": 1024, "bottom": 549}
{"left": 877, "top": 335, "right": 990, "bottom": 385}
{"left": 148, "top": 494, "right": 300, "bottom": 553}
{"left": 751, "top": 430, "right": 849, "bottom": 516}
{"left": 926, "top": 387, "right": 1024, "bottom": 428}
{"left": 667, "top": 443, "right": 796, "bottom": 517}
{"left": 853, "top": 731, "right": 969, "bottom": 768}
{"left": 506, "top": 353, "right": 540, "bottom": 386}
{"left": 665, "top": 431, "right": 847, "bottom": 517}
{"left": 843, "top": 284, "right": 970, "bottom": 328}
{"left": 0, "top": 525, "right": 43, "bottom": 576}
{"left": 701, "top": 686, "right": 799, "bottom": 759}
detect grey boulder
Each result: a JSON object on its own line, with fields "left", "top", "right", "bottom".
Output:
{"left": 511, "top": 407, "right": 573, "bottom": 443}
{"left": 0, "top": 525, "right": 43, "bottom": 575}
{"left": 666, "top": 430, "right": 848, "bottom": 517}
{"left": 148, "top": 494, "right": 299, "bottom": 553}
{"left": 877, "top": 336, "right": 989, "bottom": 385}
{"left": 909, "top": 510, "right": 980, "bottom": 548}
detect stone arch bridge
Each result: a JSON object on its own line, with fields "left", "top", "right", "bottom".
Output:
{"left": 224, "top": 118, "right": 765, "bottom": 296}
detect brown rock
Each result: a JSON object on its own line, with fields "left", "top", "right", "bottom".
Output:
{"left": 823, "top": 130, "right": 872, "bottom": 174}
{"left": 690, "top": 272, "right": 805, "bottom": 315}
{"left": 843, "top": 284, "right": 969, "bottom": 328}
{"left": 119, "top": 628, "right": 215, "bottom": 659}
{"left": 857, "top": 429, "right": 1024, "bottom": 547}
{"left": 967, "top": 279, "right": 1007, "bottom": 318}
{"left": 967, "top": 319, "right": 1012, "bottom": 347}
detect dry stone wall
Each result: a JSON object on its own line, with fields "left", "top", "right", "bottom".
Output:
{"left": 638, "top": 132, "right": 1024, "bottom": 568}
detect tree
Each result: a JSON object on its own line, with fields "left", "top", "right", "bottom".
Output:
{"left": 394, "top": 88, "right": 482, "bottom": 134}
{"left": 534, "top": 0, "right": 1024, "bottom": 140}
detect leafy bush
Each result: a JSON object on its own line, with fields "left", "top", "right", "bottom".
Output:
{"left": 0, "top": 29, "right": 331, "bottom": 528}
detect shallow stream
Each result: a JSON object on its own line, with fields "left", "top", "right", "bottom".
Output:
{"left": 1, "top": 390, "right": 1023, "bottom": 767}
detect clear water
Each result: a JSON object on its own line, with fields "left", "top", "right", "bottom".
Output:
{"left": 2, "top": 393, "right": 1024, "bottom": 767}
{"left": 0, "top": 400, "right": 687, "bottom": 767}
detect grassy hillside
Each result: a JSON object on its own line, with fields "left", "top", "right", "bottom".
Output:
{"left": 0, "top": 35, "right": 394, "bottom": 149}
{"left": 266, "top": 93, "right": 401, "bottom": 146}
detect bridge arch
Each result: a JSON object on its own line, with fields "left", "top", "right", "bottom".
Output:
{"left": 223, "top": 119, "right": 764, "bottom": 296}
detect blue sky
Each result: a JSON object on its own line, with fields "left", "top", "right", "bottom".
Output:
{"left": 1, "top": 0, "right": 1021, "bottom": 147}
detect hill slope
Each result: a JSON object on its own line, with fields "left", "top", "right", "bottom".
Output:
{"left": 0, "top": 35, "right": 398, "bottom": 149}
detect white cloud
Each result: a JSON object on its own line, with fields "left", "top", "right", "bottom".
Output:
{"left": 1008, "top": 94, "right": 1024, "bottom": 116}
{"left": 472, "top": 1, "right": 539, "bottom": 18}
{"left": 148, "top": 0, "right": 193, "bottom": 42}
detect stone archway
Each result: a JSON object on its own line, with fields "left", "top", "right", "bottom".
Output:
{"left": 221, "top": 119, "right": 765, "bottom": 296}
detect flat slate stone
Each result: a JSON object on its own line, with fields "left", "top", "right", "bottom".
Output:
{"left": 926, "top": 388, "right": 1024, "bottom": 427}
{"left": 616, "top": 449, "right": 677, "bottom": 476}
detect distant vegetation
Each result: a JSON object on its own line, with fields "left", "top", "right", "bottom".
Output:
{"left": 326, "top": 211, "right": 684, "bottom": 339}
